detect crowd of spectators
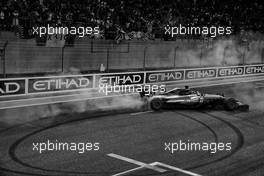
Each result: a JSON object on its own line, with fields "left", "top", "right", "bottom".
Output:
{"left": 0, "top": 0, "right": 263, "bottom": 40}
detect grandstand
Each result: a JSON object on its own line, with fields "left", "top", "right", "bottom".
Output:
{"left": 0, "top": 0, "right": 264, "bottom": 77}
{"left": 1, "top": 0, "right": 263, "bottom": 39}
{"left": 0, "top": 0, "right": 263, "bottom": 77}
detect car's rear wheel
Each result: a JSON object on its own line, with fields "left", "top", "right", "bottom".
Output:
{"left": 238, "top": 104, "right": 249, "bottom": 111}
{"left": 150, "top": 98, "right": 163, "bottom": 110}
{"left": 225, "top": 98, "right": 238, "bottom": 111}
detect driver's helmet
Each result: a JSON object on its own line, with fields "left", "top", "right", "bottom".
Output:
{"left": 179, "top": 89, "right": 192, "bottom": 95}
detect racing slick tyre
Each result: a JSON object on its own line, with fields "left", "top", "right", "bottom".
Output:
{"left": 238, "top": 104, "right": 249, "bottom": 111}
{"left": 150, "top": 98, "right": 163, "bottom": 111}
{"left": 224, "top": 98, "right": 239, "bottom": 111}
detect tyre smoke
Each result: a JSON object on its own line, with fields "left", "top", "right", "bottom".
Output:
{"left": 0, "top": 68, "right": 145, "bottom": 126}
{"left": 230, "top": 82, "right": 264, "bottom": 110}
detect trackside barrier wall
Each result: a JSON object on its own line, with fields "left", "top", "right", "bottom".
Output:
{"left": 5, "top": 40, "right": 63, "bottom": 74}
{"left": 1, "top": 64, "right": 264, "bottom": 98}
{"left": 0, "top": 51, "right": 3, "bottom": 75}
{"left": 1, "top": 39, "right": 264, "bottom": 74}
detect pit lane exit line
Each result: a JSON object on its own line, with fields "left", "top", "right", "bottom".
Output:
{"left": 130, "top": 111, "right": 153, "bottom": 116}
{"left": 107, "top": 153, "right": 202, "bottom": 176}
{"left": 0, "top": 93, "right": 137, "bottom": 110}
{"left": 107, "top": 153, "right": 166, "bottom": 173}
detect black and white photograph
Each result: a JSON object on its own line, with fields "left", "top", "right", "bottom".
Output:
{"left": 0, "top": 0, "right": 264, "bottom": 175}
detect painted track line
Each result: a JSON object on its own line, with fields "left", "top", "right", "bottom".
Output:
{"left": 111, "top": 166, "right": 144, "bottom": 176}
{"left": 187, "top": 76, "right": 264, "bottom": 89}
{"left": 0, "top": 93, "right": 138, "bottom": 110}
{"left": 107, "top": 153, "right": 167, "bottom": 173}
{"left": 130, "top": 111, "right": 153, "bottom": 116}
{"left": 154, "top": 162, "right": 202, "bottom": 176}
{"left": 107, "top": 153, "right": 202, "bottom": 176}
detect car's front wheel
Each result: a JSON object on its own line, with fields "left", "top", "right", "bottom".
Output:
{"left": 150, "top": 98, "right": 163, "bottom": 110}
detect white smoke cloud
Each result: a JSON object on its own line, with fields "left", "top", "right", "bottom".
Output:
{"left": 177, "top": 37, "right": 263, "bottom": 67}
{"left": 0, "top": 68, "right": 144, "bottom": 126}
{"left": 0, "top": 92, "right": 144, "bottom": 126}
{"left": 230, "top": 82, "right": 264, "bottom": 110}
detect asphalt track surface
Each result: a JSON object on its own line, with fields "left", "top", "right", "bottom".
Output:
{"left": 1, "top": 82, "right": 264, "bottom": 176}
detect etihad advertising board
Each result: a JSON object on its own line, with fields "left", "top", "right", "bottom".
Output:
{"left": 245, "top": 65, "right": 264, "bottom": 75}
{"left": 28, "top": 76, "right": 93, "bottom": 93}
{"left": 146, "top": 70, "right": 184, "bottom": 83}
{"left": 96, "top": 73, "right": 144, "bottom": 86}
{"left": 185, "top": 68, "right": 217, "bottom": 80}
{"left": 0, "top": 79, "right": 26, "bottom": 96}
{"left": 1, "top": 64, "right": 264, "bottom": 96}
{"left": 217, "top": 66, "right": 245, "bottom": 77}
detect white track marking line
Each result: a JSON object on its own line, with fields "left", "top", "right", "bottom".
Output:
{"left": 190, "top": 77, "right": 264, "bottom": 89}
{"left": 107, "top": 153, "right": 167, "bottom": 173}
{"left": 112, "top": 162, "right": 163, "bottom": 176}
{"left": 255, "top": 82, "right": 264, "bottom": 85}
{"left": 0, "top": 92, "right": 136, "bottom": 104}
{"left": 0, "top": 93, "right": 137, "bottom": 110}
{"left": 130, "top": 111, "right": 153, "bottom": 116}
{"left": 112, "top": 166, "right": 145, "bottom": 176}
{"left": 154, "top": 162, "right": 202, "bottom": 176}
{"left": 255, "top": 86, "right": 264, "bottom": 88}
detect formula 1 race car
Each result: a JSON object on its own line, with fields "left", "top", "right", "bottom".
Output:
{"left": 146, "top": 87, "right": 249, "bottom": 111}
